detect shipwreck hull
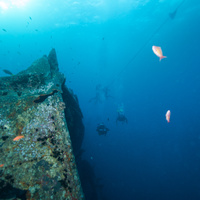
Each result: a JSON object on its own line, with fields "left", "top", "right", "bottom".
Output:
{"left": 0, "top": 49, "right": 84, "bottom": 200}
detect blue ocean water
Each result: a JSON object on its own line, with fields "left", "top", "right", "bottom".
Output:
{"left": 1, "top": 0, "right": 200, "bottom": 199}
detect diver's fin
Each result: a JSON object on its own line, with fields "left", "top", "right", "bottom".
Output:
{"left": 169, "top": 0, "right": 185, "bottom": 19}
{"left": 169, "top": 10, "right": 177, "bottom": 19}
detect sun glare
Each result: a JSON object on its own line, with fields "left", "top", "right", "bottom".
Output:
{"left": 0, "top": 1, "right": 8, "bottom": 10}
{"left": 11, "top": 0, "right": 29, "bottom": 7}
{"left": 0, "top": 0, "right": 29, "bottom": 10}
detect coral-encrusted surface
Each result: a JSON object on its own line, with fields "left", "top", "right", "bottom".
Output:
{"left": 0, "top": 49, "right": 84, "bottom": 200}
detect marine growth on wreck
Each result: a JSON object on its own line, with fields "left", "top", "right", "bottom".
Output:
{"left": 0, "top": 49, "right": 85, "bottom": 200}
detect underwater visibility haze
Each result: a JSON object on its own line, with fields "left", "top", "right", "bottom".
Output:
{"left": 1, "top": 0, "right": 200, "bottom": 199}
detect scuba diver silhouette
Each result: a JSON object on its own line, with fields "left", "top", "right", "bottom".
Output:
{"left": 89, "top": 84, "right": 113, "bottom": 103}
{"left": 116, "top": 112, "right": 128, "bottom": 124}
{"left": 96, "top": 123, "right": 109, "bottom": 136}
{"left": 116, "top": 104, "right": 128, "bottom": 124}
{"left": 90, "top": 0, "right": 185, "bottom": 104}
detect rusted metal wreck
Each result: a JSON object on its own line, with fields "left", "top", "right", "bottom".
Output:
{"left": 0, "top": 49, "right": 85, "bottom": 200}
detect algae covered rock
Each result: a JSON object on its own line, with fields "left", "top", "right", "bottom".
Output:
{"left": 0, "top": 49, "right": 84, "bottom": 200}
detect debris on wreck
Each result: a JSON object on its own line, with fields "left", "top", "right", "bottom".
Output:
{"left": 0, "top": 48, "right": 85, "bottom": 199}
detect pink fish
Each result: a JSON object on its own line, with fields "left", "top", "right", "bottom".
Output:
{"left": 152, "top": 46, "right": 167, "bottom": 61}
{"left": 165, "top": 110, "right": 171, "bottom": 123}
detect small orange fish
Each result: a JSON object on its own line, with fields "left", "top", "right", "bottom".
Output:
{"left": 152, "top": 45, "right": 167, "bottom": 61}
{"left": 165, "top": 110, "right": 171, "bottom": 123}
{"left": 13, "top": 135, "right": 24, "bottom": 141}
{"left": 0, "top": 164, "right": 4, "bottom": 167}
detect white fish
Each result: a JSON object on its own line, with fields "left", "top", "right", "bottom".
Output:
{"left": 152, "top": 46, "right": 167, "bottom": 61}
{"left": 165, "top": 110, "right": 171, "bottom": 123}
